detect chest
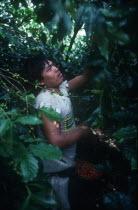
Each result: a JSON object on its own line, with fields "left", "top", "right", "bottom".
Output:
{"left": 52, "top": 95, "right": 72, "bottom": 117}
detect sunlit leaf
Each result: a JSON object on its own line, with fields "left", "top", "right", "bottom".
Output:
{"left": 91, "top": 89, "right": 103, "bottom": 94}
{"left": 15, "top": 115, "right": 42, "bottom": 125}
{"left": 40, "top": 107, "right": 62, "bottom": 121}
{"left": 22, "top": 94, "right": 35, "bottom": 106}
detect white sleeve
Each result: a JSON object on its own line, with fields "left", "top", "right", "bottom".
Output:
{"left": 59, "top": 80, "right": 69, "bottom": 96}
{"left": 34, "top": 93, "right": 61, "bottom": 114}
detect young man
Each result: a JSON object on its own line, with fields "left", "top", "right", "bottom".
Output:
{"left": 24, "top": 56, "right": 95, "bottom": 210}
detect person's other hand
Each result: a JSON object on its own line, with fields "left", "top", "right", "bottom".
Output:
{"left": 91, "top": 129, "right": 107, "bottom": 140}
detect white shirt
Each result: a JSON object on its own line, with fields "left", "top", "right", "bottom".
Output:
{"left": 34, "top": 81, "right": 77, "bottom": 173}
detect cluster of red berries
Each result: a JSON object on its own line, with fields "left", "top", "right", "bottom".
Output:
{"left": 76, "top": 159, "right": 103, "bottom": 180}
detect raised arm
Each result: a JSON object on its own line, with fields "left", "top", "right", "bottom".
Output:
{"left": 68, "top": 67, "right": 91, "bottom": 91}
{"left": 41, "top": 113, "right": 92, "bottom": 149}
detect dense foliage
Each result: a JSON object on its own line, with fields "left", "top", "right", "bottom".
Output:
{"left": 0, "top": 0, "right": 137, "bottom": 209}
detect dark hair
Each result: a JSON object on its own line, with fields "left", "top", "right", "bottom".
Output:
{"left": 23, "top": 55, "right": 48, "bottom": 82}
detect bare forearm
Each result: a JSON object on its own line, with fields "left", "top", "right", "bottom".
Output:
{"left": 41, "top": 113, "right": 92, "bottom": 149}
{"left": 68, "top": 75, "right": 88, "bottom": 90}
{"left": 68, "top": 67, "right": 91, "bottom": 91}
{"left": 49, "top": 126, "right": 91, "bottom": 149}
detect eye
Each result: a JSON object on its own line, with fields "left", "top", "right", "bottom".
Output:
{"left": 47, "top": 64, "right": 52, "bottom": 71}
{"left": 46, "top": 63, "right": 56, "bottom": 72}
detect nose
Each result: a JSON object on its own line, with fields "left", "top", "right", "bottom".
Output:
{"left": 55, "top": 67, "right": 59, "bottom": 72}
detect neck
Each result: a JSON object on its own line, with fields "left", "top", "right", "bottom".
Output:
{"left": 47, "top": 87, "right": 60, "bottom": 94}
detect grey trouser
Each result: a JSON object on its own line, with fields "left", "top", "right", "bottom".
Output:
{"left": 48, "top": 175, "right": 70, "bottom": 210}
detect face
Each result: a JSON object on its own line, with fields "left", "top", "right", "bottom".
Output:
{"left": 41, "top": 60, "right": 63, "bottom": 88}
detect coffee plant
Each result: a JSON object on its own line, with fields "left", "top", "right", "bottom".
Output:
{"left": 0, "top": 0, "right": 137, "bottom": 209}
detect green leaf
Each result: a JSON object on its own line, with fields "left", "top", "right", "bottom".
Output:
{"left": 0, "top": 147, "right": 10, "bottom": 157}
{"left": 5, "top": 125, "right": 14, "bottom": 147}
{"left": 0, "top": 119, "right": 11, "bottom": 137}
{"left": 22, "top": 94, "right": 35, "bottom": 106}
{"left": 13, "top": 143, "right": 28, "bottom": 164}
{"left": 15, "top": 115, "right": 42, "bottom": 125}
{"left": 29, "top": 143, "right": 62, "bottom": 160}
{"left": 0, "top": 107, "right": 5, "bottom": 118}
{"left": 6, "top": 108, "right": 21, "bottom": 115}
{"left": 84, "top": 6, "right": 95, "bottom": 37}
{"left": 91, "top": 114, "right": 104, "bottom": 128}
{"left": 91, "top": 89, "right": 103, "bottom": 94}
{"left": 20, "top": 153, "right": 39, "bottom": 182}
{"left": 25, "top": 138, "right": 45, "bottom": 143}
{"left": 131, "top": 156, "right": 137, "bottom": 170}
{"left": 101, "top": 8, "right": 129, "bottom": 18}
{"left": 20, "top": 186, "right": 32, "bottom": 210}
{"left": 117, "top": 138, "right": 125, "bottom": 144}
{"left": 97, "top": 37, "right": 109, "bottom": 61}
{"left": 113, "top": 126, "right": 137, "bottom": 140}
{"left": 27, "top": 94, "right": 35, "bottom": 100}
{"left": 107, "top": 23, "right": 129, "bottom": 45}
{"left": 19, "top": 135, "right": 45, "bottom": 143}
{"left": 114, "top": 31, "right": 129, "bottom": 45}
{"left": 56, "top": 12, "right": 72, "bottom": 40}
{"left": 31, "top": 194, "right": 57, "bottom": 208}
{"left": 0, "top": 126, "right": 14, "bottom": 157}
{"left": 123, "top": 150, "right": 137, "bottom": 171}
{"left": 75, "top": 5, "right": 85, "bottom": 28}
{"left": 40, "top": 107, "right": 62, "bottom": 121}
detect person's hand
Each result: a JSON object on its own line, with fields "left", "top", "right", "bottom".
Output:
{"left": 79, "top": 125, "right": 98, "bottom": 145}
{"left": 82, "top": 127, "right": 108, "bottom": 145}
{"left": 91, "top": 129, "right": 107, "bottom": 141}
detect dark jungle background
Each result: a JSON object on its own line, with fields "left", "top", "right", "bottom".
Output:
{"left": 0, "top": 0, "right": 137, "bottom": 209}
